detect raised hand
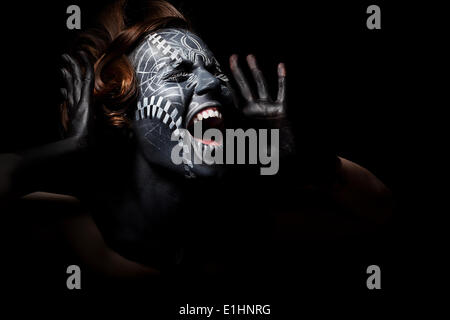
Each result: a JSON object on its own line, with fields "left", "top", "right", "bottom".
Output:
{"left": 229, "top": 54, "right": 286, "bottom": 119}
{"left": 60, "top": 51, "right": 94, "bottom": 142}
{"left": 1, "top": 52, "right": 96, "bottom": 200}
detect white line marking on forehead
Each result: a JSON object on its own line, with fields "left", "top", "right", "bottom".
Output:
{"left": 156, "top": 39, "right": 167, "bottom": 49}
{"left": 170, "top": 49, "right": 180, "bottom": 61}
{"left": 147, "top": 32, "right": 182, "bottom": 64}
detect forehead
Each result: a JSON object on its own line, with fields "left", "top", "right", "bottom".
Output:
{"left": 141, "top": 28, "right": 215, "bottom": 65}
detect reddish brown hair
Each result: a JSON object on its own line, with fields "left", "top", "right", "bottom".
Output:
{"left": 62, "top": 0, "right": 190, "bottom": 132}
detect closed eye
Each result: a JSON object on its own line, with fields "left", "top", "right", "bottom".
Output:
{"left": 206, "top": 64, "right": 228, "bottom": 82}
{"left": 164, "top": 72, "right": 191, "bottom": 82}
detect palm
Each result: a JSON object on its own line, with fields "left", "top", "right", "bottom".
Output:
{"left": 61, "top": 52, "right": 94, "bottom": 140}
{"left": 242, "top": 99, "right": 284, "bottom": 118}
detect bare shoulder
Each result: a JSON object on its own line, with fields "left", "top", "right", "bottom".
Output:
{"left": 19, "top": 192, "right": 159, "bottom": 277}
{"left": 337, "top": 157, "right": 391, "bottom": 196}
{"left": 333, "top": 157, "right": 394, "bottom": 223}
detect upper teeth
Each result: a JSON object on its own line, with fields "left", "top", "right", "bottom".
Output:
{"left": 193, "top": 107, "right": 222, "bottom": 123}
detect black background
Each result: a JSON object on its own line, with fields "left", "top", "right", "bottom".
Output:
{"left": 1, "top": 0, "right": 444, "bottom": 317}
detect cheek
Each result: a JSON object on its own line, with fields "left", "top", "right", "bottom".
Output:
{"left": 133, "top": 85, "right": 193, "bottom": 149}
{"left": 160, "top": 86, "right": 190, "bottom": 126}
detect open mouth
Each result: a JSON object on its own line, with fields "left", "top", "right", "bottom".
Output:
{"left": 186, "top": 106, "right": 224, "bottom": 146}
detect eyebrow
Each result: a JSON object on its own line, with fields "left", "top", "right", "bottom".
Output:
{"left": 165, "top": 56, "right": 218, "bottom": 74}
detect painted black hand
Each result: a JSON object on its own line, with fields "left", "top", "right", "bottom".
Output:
{"left": 229, "top": 54, "right": 286, "bottom": 119}
{"left": 60, "top": 51, "right": 94, "bottom": 145}
{"left": 1, "top": 52, "right": 96, "bottom": 199}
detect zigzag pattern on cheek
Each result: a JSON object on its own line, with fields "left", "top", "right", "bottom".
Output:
{"left": 135, "top": 94, "right": 195, "bottom": 171}
{"left": 136, "top": 96, "right": 199, "bottom": 172}
{"left": 135, "top": 95, "right": 184, "bottom": 138}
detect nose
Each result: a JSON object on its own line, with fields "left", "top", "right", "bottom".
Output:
{"left": 194, "top": 68, "right": 221, "bottom": 95}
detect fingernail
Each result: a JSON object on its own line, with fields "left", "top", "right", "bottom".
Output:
{"left": 230, "top": 55, "right": 238, "bottom": 70}
{"left": 278, "top": 63, "right": 286, "bottom": 77}
{"left": 246, "top": 54, "right": 257, "bottom": 69}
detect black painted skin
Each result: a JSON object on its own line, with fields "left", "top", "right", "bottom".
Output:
{"left": 55, "top": 28, "right": 292, "bottom": 269}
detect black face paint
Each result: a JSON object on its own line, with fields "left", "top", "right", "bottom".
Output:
{"left": 128, "top": 28, "right": 233, "bottom": 178}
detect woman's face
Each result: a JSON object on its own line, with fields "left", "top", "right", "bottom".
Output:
{"left": 129, "top": 28, "right": 233, "bottom": 177}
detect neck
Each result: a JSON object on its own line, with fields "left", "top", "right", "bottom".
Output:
{"left": 131, "top": 149, "right": 187, "bottom": 215}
